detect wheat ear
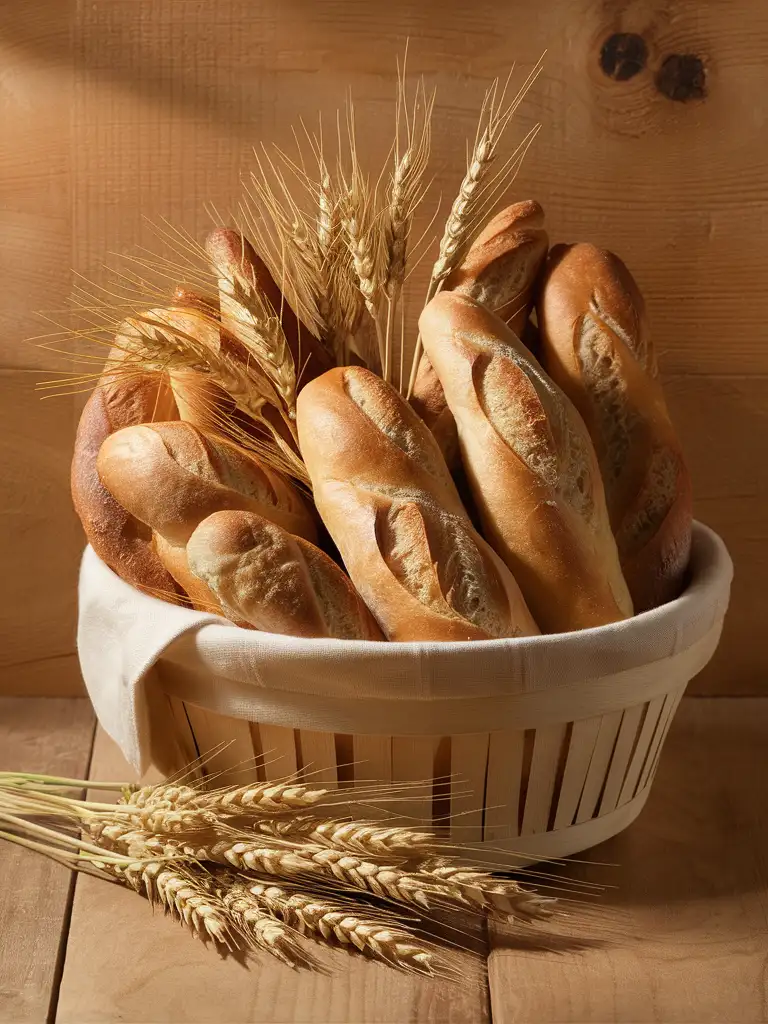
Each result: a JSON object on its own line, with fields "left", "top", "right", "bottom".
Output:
{"left": 108, "top": 859, "right": 237, "bottom": 948}
{"left": 246, "top": 880, "right": 452, "bottom": 977}
{"left": 418, "top": 860, "right": 557, "bottom": 921}
{"left": 123, "top": 781, "right": 331, "bottom": 814}
{"left": 257, "top": 818, "right": 436, "bottom": 859}
{"left": 210, "top": 873, "right": 318, "bottom": 969}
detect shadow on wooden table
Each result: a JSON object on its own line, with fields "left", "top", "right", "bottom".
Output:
{"left": 531, "top": 699, "right": 768, "bottom": 910}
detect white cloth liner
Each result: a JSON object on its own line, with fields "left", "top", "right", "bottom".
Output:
{"left": 78, "top": 521, "right": 733, "bottom": 773}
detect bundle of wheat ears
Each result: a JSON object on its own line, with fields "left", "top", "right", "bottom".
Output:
{"left": 37, "top": 58, "right": 543, "bottom": 485}
{"left": 0, "top": 769, "right": 564, "bottom": 977}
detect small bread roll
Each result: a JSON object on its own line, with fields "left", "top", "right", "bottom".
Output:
{"left": 187, "top": 510, "right": 383, "bottom": 639}
{"left": 97, "top": 421, "right": 316, "bottom": 608}
{"left": 411, "top": 200, "right": 548, "bottom": 466}
{"left": 537, "top": 243, "right": 691, "bottom": 610}
{"left": 420, "top": 292, "right": 633, "bottom": 633}
{"left": 297, "top": 366, "right": 538, "bottom": 642}
{"left": 71, "top": 349, "right": 182, "bottom": 596}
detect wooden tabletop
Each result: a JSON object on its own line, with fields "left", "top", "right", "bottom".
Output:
{"left": 1, "top": 696, "right": 766, "bottom": 1024}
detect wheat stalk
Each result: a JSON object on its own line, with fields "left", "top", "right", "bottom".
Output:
{"left": 113, "top": 309, "right": 308, "bottom": 483}
{"left": 123, "top": 781, "right": 331, "bottom": 815}
{"left": 245, "top": 879, "right": 452, "bottom": 977}
{"left": 211, "top": 873, "right": 318, "bottom": 968}
{"left": 111, "top": 860, "right": 238, "bottom": 948}
{"left": 257, "top": 818, "right": 436, "bottom": 859}
{"left": 205, "top": 236, "right": 297, "bottom": 417}
{"left": 418, "top": 860, "right": 557, "bottom": 921}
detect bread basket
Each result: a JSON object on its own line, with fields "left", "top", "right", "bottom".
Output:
{"left": 78, "top": 521, "right": 732, "bottom": 864}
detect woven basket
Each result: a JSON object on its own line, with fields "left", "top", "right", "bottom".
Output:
{"left": 83, "top": 522, "right": 732, "bottom": 864}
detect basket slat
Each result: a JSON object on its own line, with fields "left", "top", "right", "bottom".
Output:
{"left": 391, "top": 736, "right": 438, "bottom": 825}
{"left": 646, "top": 686, "right": 686, "bottom": 784}
{"left": 618, "top": 695, "right": 666, "bottom": 805}
{"left": 575, "top": 710, "right": 623, "bottom": 824}
{"left": 598, "top": 704, "right": 646, "bottom": 816}
{"left": 183, "top": 704, "right": 259, "bottom": 786}
{"left": 552, "top": 715, "right": 602, "bottom": 830}
{"left": 165, "top": 696, "right": 201, "bottom": 774}
{"left": 484, "top": 730, "right": 525, "bottom": 842}
{"left": 450, "top": 733, "right": 490, "bottom": 844}
{"left": 521, "top": 723, "right": 568, "bottom": 836}
{"left": 255, "top": 723, "right": 298, "bottom": 780}
{"left": 638, "top": 687, "right": 684, "bottom": 794}
{"left": 296, "top": 729, "right": 338, "bottom": 787}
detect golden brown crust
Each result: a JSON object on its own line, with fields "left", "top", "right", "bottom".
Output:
{"left": 537, "top": 242, "right": 691, "bottom": 610}
{"left": 187, "top": 510, "right": 383, "bottom": 639}
{"left": 297, "top": 366, "right": 538, "bottom": 642}
{"left": 96, "top": 421, "right": 317, "bottom": 606}
{"left": 70, "top": 354, "right": 183, "bottom": 596}
{"left": 420, "top": 292, "right": 632, "bottom": 633}
{"left": 411, "top": 201, "right": 548, "bottom": 466}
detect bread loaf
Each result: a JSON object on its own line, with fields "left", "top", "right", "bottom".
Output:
{"left": 71, "top": 350, "right": 182, "bottom": 596}
{"left": 96, "top": 421, "right": 316, "bottom": 608}
{"left": 537, "top": 243, "right": 691, "bottom": 610}
{"left": 411, "top": 201, "right": 549, "bottom": 466}
{"left": 420, "top": 292, "right": 633, "bottom": 633}
{"left": 187, "top": 510, "right": 383, "bottom": 639}
{"left": 296, "top": 366, "right": 538, "bottom": 641}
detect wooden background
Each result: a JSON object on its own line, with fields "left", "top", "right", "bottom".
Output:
{"left": 2, "top": 0, "right": 765, "bottom": 697}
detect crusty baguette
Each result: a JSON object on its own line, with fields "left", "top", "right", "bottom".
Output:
{"left": 537, "top": 243, "right": 691, "bottom": 610}
{"left": 420, "top": 292, "right": 633, "bottom": 633}
{"left": 296, "top": 366, "right": 538, "bottom": 642}
{"left": 97, "top": 421, "right": 316, "bottom": 608}
{"left": 187, "top": 510, "right": 383, "bottom": 639}
{"left": 411, "top": 201, "right": 548, "bottom": 467}
{"left": 205, "top": 228, "right": 333, "bottom": 388}
{"left": 71, "top": 349, "right": 183, "bottom": 597}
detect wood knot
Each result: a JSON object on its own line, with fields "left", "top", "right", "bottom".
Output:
{"left": 655, "top": 54, "right": 707, "bottom": 102}
{"left": 599, "top": 33, "right": 649, "bottom": 81}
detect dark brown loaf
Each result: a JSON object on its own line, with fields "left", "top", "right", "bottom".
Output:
{"left": 420, "top": 292, "right": 633, "bottom": 633}
{"left": 537, "top": 243, "right": 692, "bottom": 611}
{"left": 71, "top": 350, "right": 182, "bottom": 596}
{"left": 96, "top": 421, "right": 317, "bottom": 609}
{"left": 296, "top": 366, "right": 538, "bottom": 642}
{"left": 187, "top": 510, "right": 383, "bottom": 639}
{"left": 411, "top": 201, "right": 549, "bottom": 466}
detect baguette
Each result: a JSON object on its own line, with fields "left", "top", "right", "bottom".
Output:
{"left": 411, "top": 201, "right": 548, "bottom": 466}
{"left": 537, "top": 243, "right": 691, "bottom": 610}
{"left": 419, "top": 292, "right": 633, "bottom": 633}
{"left": 187, "top": 510, "right": 383, "bottom": 639}
{"left": 70, "top": 349, "right": 183, "bottom": 597}
{"left": 296, "top": 366, "right": 538, "bottom": 642}
{"left": 96, "top": 421, "right": 316, "bottom": 609}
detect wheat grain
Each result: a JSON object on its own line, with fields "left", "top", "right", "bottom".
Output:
{"left": 418, "top": 860, "right": 557, "bottom": 921}
{"left": 213, "top": 875, "right": 317, "bottom": 968}
{"left": 257, "top": 818, "right": 436, "bottom": 859}
{"left": 108, "top": 859, "right": 237, "bottom": 947}
{"left": 246, "top": 880, "right": 450, "bottom": 977}
{"left": 122, "top": 780, "right": 331, "bottom": 815}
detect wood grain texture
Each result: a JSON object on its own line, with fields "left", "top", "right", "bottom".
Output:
{"left": 2, "top": 0, "right": 765, "bottom": 693}
{"left": 0, "top": 697, "right": 94, "bottom": 1024}
{"left": 488, "top": 698, "right": 768, "bottom": 1023}
{"left": 56, "top": 728, "right": 489, "bottom": 1024}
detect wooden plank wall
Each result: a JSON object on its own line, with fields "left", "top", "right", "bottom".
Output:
{"left": 1, "top": 0, "right": 765, "bottom": 697}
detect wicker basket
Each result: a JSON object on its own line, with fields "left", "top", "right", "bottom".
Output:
{"left": 82, "top": 522, "right": 732, "bottom": 865}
